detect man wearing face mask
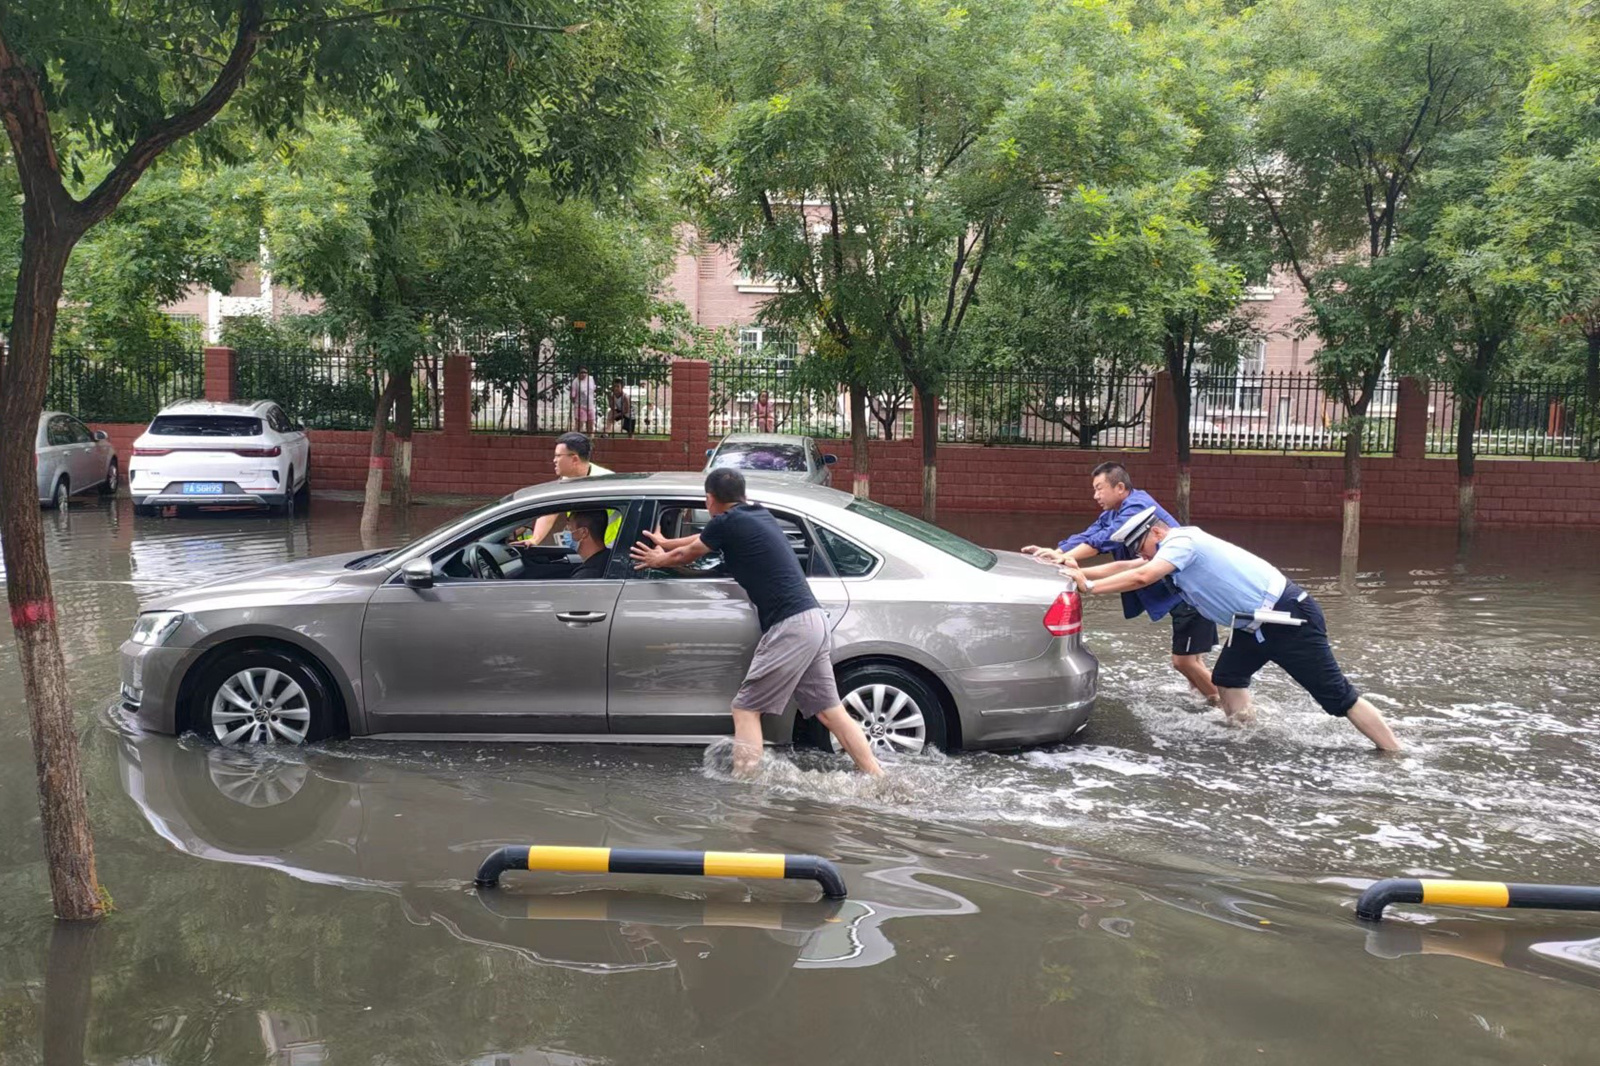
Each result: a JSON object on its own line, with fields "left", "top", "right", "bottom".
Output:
{"left": 566, "top": 510, "right": 614, "bottom": 579}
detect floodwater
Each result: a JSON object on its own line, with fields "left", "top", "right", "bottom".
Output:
{"left": 2, "top": 496, "right": 1599, "bottom": 1065}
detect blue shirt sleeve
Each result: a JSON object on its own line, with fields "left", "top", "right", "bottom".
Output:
{"left": 1060, "top": 511, "right": 1115, "bottom": 553}
{"left": 1154, "top": 531, "right": 1196, "bottom": 571}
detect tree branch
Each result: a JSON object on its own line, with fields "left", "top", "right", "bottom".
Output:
{"left": 263, "top": 4, "right": 583, "bottom": 35}
{"left": 76, "top": 0, "right": 266, "bottom": 232}
{"left": 0, "top": 26, "right": 73, "bottom": 229}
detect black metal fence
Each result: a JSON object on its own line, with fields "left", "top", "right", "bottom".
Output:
{"left": 46, "top": 343, "right": 205, "bottom": 423}
{"left": 469, "top": 336, "right": 672, "bottom": 435}
{"left": 234, "top": 345, "right": 443, "bottom": 432}
{"left": 1425, "top": 378, "right": 1599, "bottom": 459}
{"left": 708, "top": 359, "right": 914, "bottom": 441}
{"left": 1187, "top": 371, "right": 1399, "bottom": 454}
{"left": 937, "top": 370, "right": 1154, "bottom": 448}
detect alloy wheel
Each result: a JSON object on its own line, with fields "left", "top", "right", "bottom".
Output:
{"left": 211, "top": 667, "right": 312, "bottom": 745}
{"left": 831, "top": 682, "right": 927, "bottom": 756}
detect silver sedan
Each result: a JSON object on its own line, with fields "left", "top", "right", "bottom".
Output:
{"left": 705, "top": 433, "right": 837, "bottom": 486}
{"left": 119, "top": 474, "right": 1097, "bottom": 755}
{"left": 36, "top": 411, "right": 118, "bottom": 508}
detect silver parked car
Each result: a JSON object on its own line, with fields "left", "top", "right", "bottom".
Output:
{"left": 35, "top": 411, "right": 118, "bottom": 508}
{"left": 119, "top": 474, "right": 1096, "bottom": 754}
{"left": 705, "top": 433, "right": 837, "bottom": 486}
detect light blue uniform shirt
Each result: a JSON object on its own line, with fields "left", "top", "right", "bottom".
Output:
{"left": 1153, "top": 527, "right": 1288, "bottom": 629}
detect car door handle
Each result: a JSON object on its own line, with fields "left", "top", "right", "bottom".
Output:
{"left": 555, "top": 611, "right": 608, "bottom": 625}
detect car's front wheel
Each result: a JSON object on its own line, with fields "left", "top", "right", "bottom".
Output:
{"left": 45, "top": 477, "right": 69, "bottom": 510}
{"left": 191, "top": 647, "right": 337, "bottom": 746}
{"left": 807, "top": 661, "right": 948, "bottom": 757}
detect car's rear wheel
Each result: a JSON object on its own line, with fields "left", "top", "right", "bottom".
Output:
{"left": 272, "top": 468, "right": 296, "bottom": 517}
{"left": 190, "top": 647, "right": 336, "bottom": 746}
{"left": 99, "top": 459, "right": 118, "bottom": 496}
{"left": 807, "top": 662, "right": 948, "bottom": 757}
{"left": 45, "top": 477, "right": 68, "bottom": 510}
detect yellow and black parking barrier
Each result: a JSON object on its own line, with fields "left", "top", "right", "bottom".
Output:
{"left": 474, "top": 845, "right": 848, "bottom": 899}
{"left": 1357, "top": 877, "right": 1600, "bottom": 921}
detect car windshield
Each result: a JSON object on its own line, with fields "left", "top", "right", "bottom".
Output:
{"left": 711, "top": 442, "right": 808, "bottom": 472}
{"left": 383, "top": 497, "right": 513, "bottom": 562}
{"left": 846, "top": 498, "right": 996, "bottom": 570}
{"left": 149, "top": 415, "right": 262, "bottom": 437}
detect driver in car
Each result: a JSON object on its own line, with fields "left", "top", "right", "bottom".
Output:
{"left": 567, "top": 510, "right": 613, "bottom": 579}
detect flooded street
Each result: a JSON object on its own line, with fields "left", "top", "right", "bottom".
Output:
{"left": 3, "top": 496, "right": 1600, "bottom": 1064}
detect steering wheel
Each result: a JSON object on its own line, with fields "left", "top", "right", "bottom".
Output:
{"left": 464, "top": 543, "right": 505, "bottom": 580}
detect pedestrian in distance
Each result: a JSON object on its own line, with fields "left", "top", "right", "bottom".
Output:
{"left": 1023, "top": 462, "right": 1219, "bottom": 704}
{"left": 607, "top": 379, "right": 636, "bottom": 437}
{"left": 1062, "top": 507, "right": 1401, "bottom": 751}
{"left": 570, "top": 366, "right": 597, "bottom": 433}
{"left": 629, "top": 469, "right": 885, "bottom": 777}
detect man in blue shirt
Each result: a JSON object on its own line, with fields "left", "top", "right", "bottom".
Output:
{"left": 1061, "top": 509, "right": 1400, "bottom": 751}
{"left": 1023, "top": 463, "right": 1218, "bottom": 703}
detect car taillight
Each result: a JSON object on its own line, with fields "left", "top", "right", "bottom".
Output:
{"left": 133, "top": 448, "right": 172, "bottom": 456}
{"left": 233, "top": 446, "right": 282, "bottom": 457}
{"left": 1043, "top": 590, "right": 1082, "bottom": 637}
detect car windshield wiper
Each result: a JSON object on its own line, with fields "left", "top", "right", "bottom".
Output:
{"left": 345, "top": 549, "right": 397, "bottom": 570}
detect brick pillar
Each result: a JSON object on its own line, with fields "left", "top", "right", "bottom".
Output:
{"left": 444, "top": 354, "right": 471, "bottom": 438}
{"left": 1150, "top": 369, "right": 1178, "bottom": 463}
{"left": 671, "top": 359, "right": 711, "bottom": 470}
{"left": 203, "top": 346, "right": 236, "bottom": 402}
{"left": 1395, "top": 376, "right": 1427, "bottom": 460}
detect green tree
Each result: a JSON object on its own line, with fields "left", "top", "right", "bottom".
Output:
{"left": 1241, "top": 0, "right": 1550, "bottom": 560}
{"left": 0, "top": 0, "right": 625, "bottom": 921}
{"left": 694, "top": 0, "right": 1183, "bottom": 519}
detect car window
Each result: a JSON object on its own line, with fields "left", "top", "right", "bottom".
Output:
{"left": 846, "top": 498, "right": 996, "bottom": 570}
{"left": 815, "top": 525, "right": 878, "bottom": 577}
{"left": 45, "top": 416, "right": 74, "bottom": 447}
{"left": 149, "top": 415, "right": 263, "bottom": 437}
{"left": 429, "top": 502, "right": 627, "bottom": 582}
{"left": 710, "top": 442, "right": 808, "bottom": 473}
{"left": 643, "top": 500, "right": 823, "bottom": 578}
{"left": 68, "top": 418, "right": 95, "bottom": 444}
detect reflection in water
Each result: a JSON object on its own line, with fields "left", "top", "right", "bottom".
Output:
{"left": 4, "top": 501, "right": 1600, "bottom": 1064}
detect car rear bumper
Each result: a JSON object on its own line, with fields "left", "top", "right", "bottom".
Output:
{"left": 119, "top": 639, "right": 189, "bottom": 733}
{"left": 942, "top": 640, "right": 1098, "bottom": 751}
{"left": 135, "top": 489, "right": 284, "bottom": 507}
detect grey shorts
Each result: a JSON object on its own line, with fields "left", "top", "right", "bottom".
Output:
{"left": 733, "top": 608, "right": 841, "bottom": 718}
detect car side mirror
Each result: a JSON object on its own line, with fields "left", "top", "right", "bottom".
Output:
{"left": 402, "top": 559, "right": 435, "bottom": 590}
{"left": 822, "top": 453, "right": 837, "bottom": 465}
{"left": 93, "top": 430, "right": 108, "bottom": 442}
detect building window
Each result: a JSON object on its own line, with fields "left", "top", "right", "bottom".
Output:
{"left": 737, "top": 327, "right": 798, "bottom": 361}
{"left": 1197, "top": 338, "right": 1267, "bottom": 413}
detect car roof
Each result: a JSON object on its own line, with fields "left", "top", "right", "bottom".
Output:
{"left": 715, "top": 432, "right": 815, "bottom": 445}
{"left": 507, "top": 471, "right": 851, "bottom": 509}
{"left": 154, "top": 400, "right": 275, "bottom": 416}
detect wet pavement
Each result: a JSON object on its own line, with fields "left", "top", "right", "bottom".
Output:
{"left": 2, "top": 496, "right": 1599, "bottom": 1064}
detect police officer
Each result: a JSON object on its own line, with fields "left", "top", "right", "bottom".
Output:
{"left": 1023, "top": 463, "right": 1218, "bottom": 703}
{"left": 1062, "top": 507, "right": 1401, "bottom": 751}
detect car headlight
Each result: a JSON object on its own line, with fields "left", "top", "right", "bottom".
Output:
{"left": 130, "top": 611, "right": 184, "bottom": 647}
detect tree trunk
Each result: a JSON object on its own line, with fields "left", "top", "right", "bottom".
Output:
{"left": 918, "top": 388, "right": 938, "bottom": 522}
{"left": 1166, "top": 335, "right": 1193, "bottom": 524}
{"left": 0, "top": 233, "right": 106, "bottom": 922}
{"left": 1587, "top": 326, "right": 1600, "bottom": 412}
{"left": 1457, "top": 352, "right": 1491, "bottom": 538}
{"left": 849, "top": 385, "right": 870, "bottom": 498}
{"left": 1340, "top": 415, "right": 1363, "bottom": 563}
{"left": 392, "top": 370, "right": 414, "bottom": 510}
{"left": 360, "top": 375, "right": 400, "bottom": 548}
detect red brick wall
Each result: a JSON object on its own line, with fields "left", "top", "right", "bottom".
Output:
{"left": 87, "top": 349, "right": 1600, "bottom": 527}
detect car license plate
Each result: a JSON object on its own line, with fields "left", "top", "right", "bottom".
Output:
{"left": 183, "top": 482, "right": 224, "bottom": 495}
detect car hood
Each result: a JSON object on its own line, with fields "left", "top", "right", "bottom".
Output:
{"left": 143, "top": 549, "right": 387, "bottom": 610}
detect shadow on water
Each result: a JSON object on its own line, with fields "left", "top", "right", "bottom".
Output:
{"left": 3, "top": 499, "right": 1600, "bottom": 1063}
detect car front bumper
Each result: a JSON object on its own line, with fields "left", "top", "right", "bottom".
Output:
{"left": 943, "top": 641, "right": 1098, "bottom": 751}
{"left": 119, "top": 639, "right": 191, "bottom": 733}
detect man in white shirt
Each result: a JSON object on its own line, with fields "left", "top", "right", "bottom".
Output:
{"left": 518, "top": 432, "right": 615, "bottom": 548}
{"left": 1063, "top": 508, "right": 1400, "bottom": 751}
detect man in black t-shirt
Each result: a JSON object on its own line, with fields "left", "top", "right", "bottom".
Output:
{"left": 630, "top": 469, "right": 883, "bottom": 776}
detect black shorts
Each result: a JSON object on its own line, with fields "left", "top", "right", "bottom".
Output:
{"left": 1169, "top": 602, "right": 1218, "bottom": 656}
{"left": 1210, "top": 583, "right": 1361, "bottom": 717}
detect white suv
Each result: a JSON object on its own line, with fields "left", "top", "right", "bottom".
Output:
{"left": 129, "top": 401, "right": 311, "bottom": 516}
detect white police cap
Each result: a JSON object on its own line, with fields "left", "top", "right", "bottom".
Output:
{"left": 1110, "top": 505, "right": 1159, "bottom": 551}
